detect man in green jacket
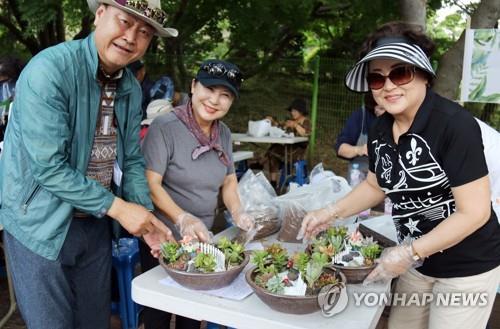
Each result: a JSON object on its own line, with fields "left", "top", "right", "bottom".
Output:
{"left": 0, "top": 1, "right": 177, "bottom": 327}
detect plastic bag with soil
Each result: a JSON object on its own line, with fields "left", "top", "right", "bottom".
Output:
{"left": 236, "top": 170, "right": 280, "bottom": 240}
{"left": 276, "top": 201, "right": 307, "bottom": 243}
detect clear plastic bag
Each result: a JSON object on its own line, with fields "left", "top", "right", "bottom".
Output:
{"left": 275, "top": 163, "right": 354, "bottom": 242}
{"left": 236, "top": 170, "right": 281, "bottom": 240}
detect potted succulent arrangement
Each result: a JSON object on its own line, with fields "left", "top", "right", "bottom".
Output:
{"left": 245, "top": 243, "right": 346, "bottom": 314}
{"left": 309, "top": 226, "right": 383, "bottom": 283}
{"left": 159, "top": 237, "right": 249, "bottom": 290}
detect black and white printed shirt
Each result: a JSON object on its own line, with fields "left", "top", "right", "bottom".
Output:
{"left": 368, "top": 89, "right": 500, "bottom": 278}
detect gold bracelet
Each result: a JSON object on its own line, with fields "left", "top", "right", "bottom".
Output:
{"left": 326, "top": 204, "right": 341, "bottom": 220}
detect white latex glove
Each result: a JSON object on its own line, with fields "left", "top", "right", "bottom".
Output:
{"left": 363, "top": 243, "right": 422, "bottom": 285}
{"left": 231, "top": 209, "right": 255, "bottom": 231}
{"left": 176, "top": 212, "right": 211, "bottom": 243}
{"left": 296, "top": 203, "right": 338, "bottom": 241}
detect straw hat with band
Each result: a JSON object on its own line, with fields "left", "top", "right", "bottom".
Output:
{"left": 345, "top": 37, "right": 435, "bottom": 93}
{"left": 87, "top": 0, "right": 178, "bottom": 38}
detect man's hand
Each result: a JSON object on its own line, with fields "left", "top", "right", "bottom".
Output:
{"left": 108, "top": 197, "right": 174, "bottom": 239}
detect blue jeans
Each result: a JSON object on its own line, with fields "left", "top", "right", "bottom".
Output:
{"left": 3, "top": 217, "right": 112, "bottom": 329}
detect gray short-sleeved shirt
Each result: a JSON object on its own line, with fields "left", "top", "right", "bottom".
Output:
{"left": 142, "top": 111, "right": 235, "bottom": 237}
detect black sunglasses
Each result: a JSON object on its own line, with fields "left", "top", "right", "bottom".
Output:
{"left": 201, "top": 63, "right": 243, "bottom": 88}
{"left": 366, "top": 65, "right": 416, "bottom": 90}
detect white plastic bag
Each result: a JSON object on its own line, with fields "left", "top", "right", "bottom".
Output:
{"left": 269, "top": 126, "right": 286, "bottom": 138}
{"left": 248, "top": 119, "right": 271, "bottom": 137}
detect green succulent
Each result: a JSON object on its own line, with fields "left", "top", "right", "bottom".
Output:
{"left": 271, "top": 251, "right": 288, "bottom": 271}
{"left": 326, "top": 226, "right": 348, "bottom": 240}
{"left": 311, "top": 252, "right": 329, "bottom": 268}
{"left": 292, "top": 252, "right": 310, "bottom": 275}
{"left": 251, "top": 250, "right": 270, "bottom": 273}
{"left": 304, "top": 260, "right": 324, "bottom": 288}
{"left": 360, "top": 243, "right": 382, "bottom": 266}
{"left": 328, "top": 235, "right": 345, "bottom": 255}
{"left": 217, "top": 237, "right": 246, "bottom": 266}
{"left": 160, "top": 242, "right": 181, "bottom": 263}
{"left": 217, "top": 237, "right": 232, "bottom": 250}
{"left": 194, "top": 252, "right": 216, "bottom": 273}
{"left": 265, "top": 275, "right": 285, "bottom": 294}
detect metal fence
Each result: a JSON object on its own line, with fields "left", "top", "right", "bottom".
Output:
{"left": 146, "top": 55, "right": 499, "bottom": 176}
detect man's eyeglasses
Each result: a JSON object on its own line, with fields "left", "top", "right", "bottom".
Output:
{"left": 201, "top": 63, "right": 243, "bottom": 88}
{"left": 366, "top": 65, "right": 416, "bottom": 90}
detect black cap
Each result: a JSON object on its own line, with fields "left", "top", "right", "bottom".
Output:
{"left": 287, "top": 98, "right": 308, "bottom": 116}
{"left": 196, "top": 59, "right": 243, "bottom": 98}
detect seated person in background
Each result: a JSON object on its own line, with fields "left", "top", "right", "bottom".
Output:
{"left": 335, "top": 93, "right": 383, "bottom": 184}
{"left": 264, "top": 98, "right": 311, "bottom": 188}
{"left": 139, "top": 99, "right": 174, "bottom": 140}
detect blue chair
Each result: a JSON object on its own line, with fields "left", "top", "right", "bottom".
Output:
{"left": 112, "top": 238, "right": 141, "bottom": 329}
{"left": 278, "top": 159, "right": 308, "bottom": 189}
{"left": 235, "top": 158, "right": 249, "bottom": 180}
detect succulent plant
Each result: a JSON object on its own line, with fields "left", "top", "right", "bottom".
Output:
{"left": 252, "top": 250, "right": 270, "bottom": 273}
{"left": 217, "top": 236, "right": 232, "bottom": 250}
{"left": 266, "top": 275, "right": 285, "bottom": 294}
{"left": 292, "top": 252, "right": 310, "bottom": 275}
{"left": 314, "top": 272, "right": 339, "bottom": 289}
{"left": 304, "top": 260, "right": 324, "bottom": 289}
{"left": 325, "top": 226, "right": 348, "bottom": 240}
{"left": 311, "top": 252, "right": 329, "bottom": 267}
{"left": 194, "top": 252, "right": 217, "bottom": 273}
{"left": 161, "top": 242, "right": 181, "bottom": 263}
{"left": 255, "top": 272, "right": 274, "bottom": 288}
{"left": 360, "top": 243, "right": 382, "bottom": 266}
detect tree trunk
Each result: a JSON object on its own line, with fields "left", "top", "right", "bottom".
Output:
{"left": 433, "top": 0, "right": 500, "bottom": 99}
{"left": 400, "top": 0, "right": 427, "bottom": 29}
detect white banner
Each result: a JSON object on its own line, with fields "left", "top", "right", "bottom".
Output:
{"left": 461, "top": 29, "right": 500, "bottom": 104}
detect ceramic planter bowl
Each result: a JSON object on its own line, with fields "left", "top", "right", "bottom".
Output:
{"left": 159, "top": 252, "right": 250, "bottom": 290}
{"left": 245, "top": 266, "right": 346, "bottom": 314}
{"left": 331, "top": 263, "right": 375, "bottom": 284}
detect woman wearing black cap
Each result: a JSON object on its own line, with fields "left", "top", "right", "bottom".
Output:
{"left": 298, "top": 22, "right": 500, "bottom": 329}
{"left": 264, "top": 98, "right": 311, "bottom": 188}
{"left": 139, "top": 59, "right": 255, "bottom": 329}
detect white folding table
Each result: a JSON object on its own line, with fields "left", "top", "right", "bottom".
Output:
{"left": 132, "top": 216, "right": 396, "bottom": 329}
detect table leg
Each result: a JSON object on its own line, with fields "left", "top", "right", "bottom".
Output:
{"left": 0, "top": 241, "right": 17, "bottom": 328}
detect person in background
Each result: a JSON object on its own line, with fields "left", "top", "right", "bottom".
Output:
{"left": 475, "top": 118, "right": 500, "bottom": 220}
{"left": 140, "top": 59, "right": 255, "bottom": 329}
{"left": 0, "top": 1, "right": 178, "bottom": 328}
{"left": 0, "top": 56, "right": 24, "bottom": 142}
{"left": 264, "top": 98, "right": 311, "bottom": 188}
{"left": 140, "top": 98, "right": 174, "bottom": 139}
{"left": 128, "top": 59, "right": 155, "bottom": 117}
{"left": 335, "top": 93, "right": 378, "bottom": 184}
{"left": 299, "top": 22, "right": 500, "bottom": 329}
